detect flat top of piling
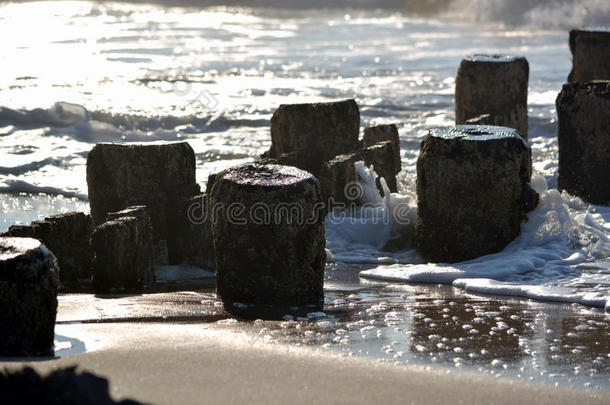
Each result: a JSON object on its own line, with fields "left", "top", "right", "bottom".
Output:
{"left": 276, "top": 98, "right": 356, "bottom": 109}
{"left": 220, "top": 164, "right": 314, "bottom": 187}
{"left": 430, "top": 125, "right": 527, "bottom": 144}
{"left": 559, "top": 81, "right": 610, "bottom": 100}
{"left": 93, "top": 141, "right": 191, "bottom": 147}
{"left": 562, "top": 80, "right": 610, "bottom": 88}
{"left": 571, "top": 27, "right": 610, "bottom": 33}
{"left": 463, "top": 54, "right": 523, "bottom": 63}
{"left": 0, "top": 237, "right": 45, "bottom": 261}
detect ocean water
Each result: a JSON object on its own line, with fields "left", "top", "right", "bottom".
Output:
{"left": 1, "top": 0, "right": 609, "bottom": 313}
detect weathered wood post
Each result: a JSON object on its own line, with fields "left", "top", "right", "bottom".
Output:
{"left": 91, "top": 206, "right": 155, "bottom": 293}
{"left": 416, "top": 125, "right": 537, "bottom": 262}
{"left": 3, "top": 212, "right": 93, "bottom": 282}
{"left": 266, "top": 99, "right": 360, "bottom": 176}
{"left": 568, "top": 28, "right": 610, "bottom": 82}
{"left": 0, "top": 237, "right": 59, "bottom": 356}
{"left": 455, "top": 55, "right": 529, "bottom": 139}
{"left": 363, "top": 124, "right": 402, "bottom": 193}
{"left": 557, "top": 81, "right": 610, "bottom": 205}
{"left": 86, "top": 141, "right": 200, "bottom": 264}
{"left": 211, "top": 164, "right": 326, "bottom": 310}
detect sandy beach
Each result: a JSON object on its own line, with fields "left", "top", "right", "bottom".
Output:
{"left": 2, "top": 321, "right": 608, "bottom": 405}
{"left": 3, "top": 276, "right": 609, "bottom": 403}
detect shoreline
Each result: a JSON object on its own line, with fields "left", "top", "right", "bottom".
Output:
{"left": 3, "top": 280, "right": 605, "bottom": 394}
{"left": 2, "top": 322, "right": 609, "bottom": 405}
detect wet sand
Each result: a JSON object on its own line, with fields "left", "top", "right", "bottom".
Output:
{"left": 1, "top": 266, "right": 609, "bottom": 403}
{"left": 2, "top": 322, "right": 609, "bottom": 405}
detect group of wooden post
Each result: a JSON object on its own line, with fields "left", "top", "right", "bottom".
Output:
{"left": 1, "top": 28, "right": 608, "bottom": 356}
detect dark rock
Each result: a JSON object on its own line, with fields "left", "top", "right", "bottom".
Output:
{"left": 568, "top": 28, "right": 610, "bottom": 82}
{"left": 0, "top": 366, "right": 146, "bottom": 405}
{"left": 86, "top": 142, "right": 200, "bottom": 241}
{"left": 167, "top": 194, "right": 216, "bottom": 269}
{"left": 557, "top": 81, "right": 610, "bottom": 205}
{"left": 266, "top": 99, "right": 360, "bottom": 176}
{"left": 91, "top": 207, "right": 154, "bottom": 293}
{"left": 211, "top": 164, "right": 326, "bottom": 308}
{"left": 363, "top": 124, "right": 401, "bottom": 172}
{"left": 317, "top": 153, "right": 361, "bottom": 206}
{"left": 455, "top": 55, "right": 529, "bottom": 139}
{"left": 4, "top": 212, "right": 93, "bottom": 283}
{"left": 0, "top": 237, "right": 59, "bottom": 356}
{"left": 415, "top": 125, "right": 537, "bottom": 263}
{"left": 362, "top": 140, "right": 400, "bottom": 193}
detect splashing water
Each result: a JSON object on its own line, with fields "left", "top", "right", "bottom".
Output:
{"left": 360, "top": 176, "right": 610, "bottom": 310}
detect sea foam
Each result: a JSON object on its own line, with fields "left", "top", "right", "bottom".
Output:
{"left": 356, "top": 175, "right": 610, "bottom": 310}
{"left": 325, "top": 163, "right": 418, "bottom": 262}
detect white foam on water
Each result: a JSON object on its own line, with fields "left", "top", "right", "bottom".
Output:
{"left": 451, "top": 278, "right": 608, "bottom": 308}
{"left": 360, "top": 175, "right": 610, "bottom": 310}
{"left": 326, "top": 163, "right": 392, "bottom": 251}
{"left": 325, "top": 162, "right": 418, "bottom": 262}
{"left": 0, "top": 101, "right": 261, "bottom": 199}
{"left": 445, "top": 0, "right": 610, "bottom": 29}
{"left": 0, "top": 102, "right": 190, "bottom": 144}
{"left": 0, "top": 102, "right": 90, "bottom": 128}
{"left": 0, "top": 179, "right": 88, "bottom": 201}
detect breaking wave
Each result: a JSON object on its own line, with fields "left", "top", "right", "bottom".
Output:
{"left": 123, "top": 0, "right": 610, "bottom": 28}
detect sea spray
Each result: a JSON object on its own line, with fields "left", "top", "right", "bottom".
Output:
{"left": 326, "top": 162, "right": 417, "bottom": 256}
{"left": 360, "top": 175, "right": 610, "bottom": 309}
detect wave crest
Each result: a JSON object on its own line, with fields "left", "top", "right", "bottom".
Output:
{"left": 444, "top": 0, "right": 610, "bottom": 29}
